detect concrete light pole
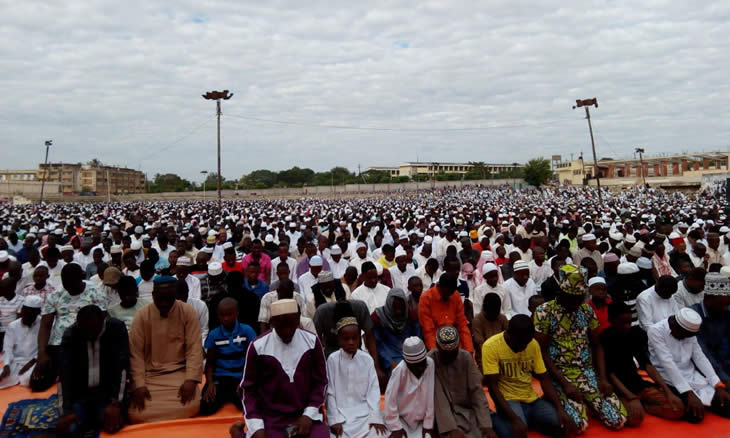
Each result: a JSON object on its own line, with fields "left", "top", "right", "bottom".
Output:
{"left": 202, "top": 90, "right": 233, "bottom": 211}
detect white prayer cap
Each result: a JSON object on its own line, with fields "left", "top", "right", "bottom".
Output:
{"left": 588, "top": 277, "right": 606, "bottom": 287}
{"left": 394, "top": 247, "right": 408, "bottom": 259}
{"left": 609, "top": 231, "right": 623, "bottom": 241}
{"left": 318, "top": 271, "right": 334, "bottom": 283}
{"left": 199, "top": 227, "right": 208, "bottom": 234}
{"left": 271, "top": 298, "right": 299, "bottom": 317}
{"left": 617, "top": 262, "right": 639, "bottom": 275}
{"left": 423, "top": 236, "right": 433, "bottom": 244}
{"left": 402, "top": 337, "right": 427, "bottom": 364}
{"left": 0, "top": 251, "right": 8, "bottom": 262}
{"left": 222, "top": 242, "right": 233, "bottom": 250}
{"left": 310, "top": 256, "right": 323, "bottom": 267}
{"left": 636, "top": 257, "right": 652, "bottom": 270}
{"left": 582, "top": 233, "right": 596, "bottom": 242}
{"left": 208, "top": 230, "right": 218, "bottom": 236}
{"left": 356, "top": 242, "right": 367, "bottom": 250}
{"left": 434, "top": 226, "right": 441, "bottom": 232}
{"left": 54, "top": 229, "right": 63, "bottom": 235}
{"left": 208, "top": 262, "right": 223, "bottom": 276}
{"left": 110, "top": 245, "right": 123, "bottom": 254}
{"left": 60, "top": 245, "right": 74, "bottom": 252}
{"left": 330, "top": 245, "right": 342, "bottom": 255}
{"left": 177, "top": 256, "right": 192, "bottom": 266}
{"left": 562, "top": 219, "right": 570, "bottom": 225}
{"left": 668, "top": 232, "right": 681, "bottom": 240}
{"left": 482, "top": 263, "right": 498, "bottom": 276}
{"left": 134, "top": 226, "right": 143, "bottom": 234}
{"left": 675, "top": 308, "right": 702, "bottom": 333}
{"left": 23, "top": 295, "right": 43, "bottom": 309}
{"left": 721, "top": 226, "right": 730, "bottom": 234}
{"left": 624, "top": 235, "right": 637, "bottom": 244}
{"left": 289, "top": 222, "right": 296, "bottom": 228}
{"left": 130, "top": 241, "right": 143, "bottom": 250}
{"left": 265, "top": 234, "right": 274, "bottom": 243}
{"left": 397, "top": 231, "right": 408, "bottom": 240}
{"left": 513, "top": 260, "right": 529, "bottom": 272}
{"left": 201, "top": 247, "right": 213, "bottom": 254}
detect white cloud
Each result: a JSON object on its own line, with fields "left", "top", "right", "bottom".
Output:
{"left": 1, "top": 0, "right": 728, "bottom": 181}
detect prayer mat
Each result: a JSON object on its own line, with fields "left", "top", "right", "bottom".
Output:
{"left": 0, "top": 394, "right": 98, "bottom": 438}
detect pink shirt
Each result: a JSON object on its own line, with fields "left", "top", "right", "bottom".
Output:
{"left": 241, "top": 253, "right": 272, "bottom": 283}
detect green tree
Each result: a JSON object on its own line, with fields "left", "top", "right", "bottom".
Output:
{"left": 241, "top": 169, "right": 278, "bottom": 188}
{"left": 148, "top": 173, "right": 192, "bottom": 192}
{"left": 87, "top": 158, "right": 102, "bottom": 167}
{"left": 522, "top": 158, "right": 552, "bottom": 188}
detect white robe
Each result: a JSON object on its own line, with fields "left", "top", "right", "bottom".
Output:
{"left": 326, "top": 350, "right": 383, "bottom": 438}
{"left": 636, "top": 287, "right": 680, "bottom": 332}
{"left": 351, "top": 283, "right": 390, "bottom": 313}
{"left": 389, "top": 265, "right": 417, "bottom": 292}
{"left": 672, "top": 281, "right": 704, "bottom": 309}
{"left": 0, "top": 317, "right": 40, "bottom": 389}
{"left": 384, "top": 358, "right": 435, "bottom": 437}
{"left": 648, "top": 318, "right": 720, "bottom": 405}
{"left": 502, "top": 277, "right": 537, "bottom": 317}
{"left": 471, "top": 283, "right": 513, "bottom": 319}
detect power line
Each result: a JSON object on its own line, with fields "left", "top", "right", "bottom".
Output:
{"left": 145, "top": 116, "right": 217, "bottom": 159}
{"left": 224, "top": 113, "right": 578, "bottom": 132}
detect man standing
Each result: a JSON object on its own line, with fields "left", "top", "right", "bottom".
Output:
{"left": 430, "top": 326, "right": 496, "bottom": 438}
{"left": 128, "top": 276, "right": 203, "bottom": 423}
{"left": 419, "top": 274, "right": 474, "bottom": 353}
{"left": 648, "top": 308, "right": 730, "bottom": 422}
{"left": 241, "top": 299, "right": 329, "bottom": 438}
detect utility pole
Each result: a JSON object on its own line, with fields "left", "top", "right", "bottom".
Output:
{"left": 39, "top": 140, "right": 52, "bottom": 204}
{"left": 358, "top": 164, "right": 361, "bottom": 192}
{"left": 635, "top": 147, "right": 646, "bottom": 186}
{"left": 202, "top": 90, "right": 233, "bottom": 211}
{"left": 573, "top": 98, "right": 602, "bottom": 203}
{"left": 106, "top": 169, "right": 111, "bottom": 203}
{"left": 201, "top": 170, "right": 208, "bottom": 201}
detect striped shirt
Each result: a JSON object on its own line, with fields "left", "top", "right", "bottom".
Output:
{"left": 0, "top": 295, "right": 23, "bottom": 333}
{"left": 204, "top": 321, "right": 257, "bottom": 378}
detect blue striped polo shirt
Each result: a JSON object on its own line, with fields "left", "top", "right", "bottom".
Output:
{"left": 204, "top": 321, "right": 257, "bottom": 378}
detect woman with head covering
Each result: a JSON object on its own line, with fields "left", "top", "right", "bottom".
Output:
{"left": 459, "top": 263, "right": 478, "bottom": 299}
{"left": 327, "top": 302, "right": 387, "bottom": 438}
{"left": 371, "top": 288, "right": 422, "bottom": 377}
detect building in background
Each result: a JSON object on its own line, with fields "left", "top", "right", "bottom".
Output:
{"left": 37, "top": 162, "right": 145, "bottom": 195}
{"left": 555, "top": 152, "right": 730, "bottom": 189}
{"left": 368, "top": 161, "right": 523, "bottom": 179}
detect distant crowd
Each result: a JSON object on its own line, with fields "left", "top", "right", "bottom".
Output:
{"left": 0, "top": 185, "right": 729, "bottom": 437}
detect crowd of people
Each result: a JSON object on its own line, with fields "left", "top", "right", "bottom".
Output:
{"left": 0, "top": 184, "right": 729, "bottom": 437}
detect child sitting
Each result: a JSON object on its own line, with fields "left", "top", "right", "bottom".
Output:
{"left": 201, "top": 297, "right": 256, "bottom": 415}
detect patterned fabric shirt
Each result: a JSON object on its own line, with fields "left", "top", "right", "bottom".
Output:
{"left": 534, "top": 300, "right": 598, "bottom": 371}
{"left": 42, "top": 282, "right": 107, "bottom": 346}
{"left": 20, "top": 283, "right": 56, "bottom": 307}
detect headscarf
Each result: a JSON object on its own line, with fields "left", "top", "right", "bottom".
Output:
{"left": 558, "top": 264, "right": 586, "bottom": 296}
{"left": 652, "top": 253, "right": 676, "bottom": 277}
{"left": 375, "top": 288, "right": 409, "bottom": 333}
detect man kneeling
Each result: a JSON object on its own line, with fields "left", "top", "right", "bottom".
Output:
{"left": 128, "top": 276, "right": 203, "bottom": 423}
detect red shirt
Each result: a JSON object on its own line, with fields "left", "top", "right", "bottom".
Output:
{"left": 589, "top": 297, "right": 612, "bottom": 335}
{"left": 418, "top": 286, "right": 474, "bottom": 353}
{"left": 222, "top": 261, "right": 244, "bottom": 273}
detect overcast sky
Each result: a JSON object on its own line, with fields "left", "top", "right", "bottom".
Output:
{"left": 2, "top": 1, "right": 729, "bottom": 181}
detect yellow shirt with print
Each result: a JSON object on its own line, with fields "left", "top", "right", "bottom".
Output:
{"left": 482, "top": 332, "right": 546, "bottom": 403}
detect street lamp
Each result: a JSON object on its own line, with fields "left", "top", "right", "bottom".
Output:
{"left": 573, "top": 98, "right": 602, "bottom": 203}
{"left": 202, "top": 90, "right": 233, "bottom": 211}
{"left": 39, "top": 140, "right": 52, "bottom": 204}
{"left": 635, "top": 147, "right": 646, "bottom": 187}
{"left": 200, "top": 170, "right": 208, "bottom": 201}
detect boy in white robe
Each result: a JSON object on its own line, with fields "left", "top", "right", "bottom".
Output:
{"left": 384, "top": 337, "right": 435, "bottom": 438}
{"left": 326, "top": 302, "right": 387, "bottom": 438}
{"left": 0, "top": 296, "right": 41, "bottom": 388}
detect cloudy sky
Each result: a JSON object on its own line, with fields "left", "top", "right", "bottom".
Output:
{"left": 2, "top": 1, "right": 729, "bottom": 181}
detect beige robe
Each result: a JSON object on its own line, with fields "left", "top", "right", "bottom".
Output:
{"left": 128, "top": 300, "right": 204, "bottom": 423}
{"left": 430, "top": 350, "right": 492, "bottom": 438}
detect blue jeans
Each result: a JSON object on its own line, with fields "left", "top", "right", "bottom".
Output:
{"left": 491, "top": 398, "right": 561, "bottom": 438}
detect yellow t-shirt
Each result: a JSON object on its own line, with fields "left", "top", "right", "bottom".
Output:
{"left": 482, "top": 332, "right": 546, "bottom": 403}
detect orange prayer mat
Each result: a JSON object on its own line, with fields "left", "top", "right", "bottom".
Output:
{"left": 1, "top": 383, "right": 727, "bottom": 438}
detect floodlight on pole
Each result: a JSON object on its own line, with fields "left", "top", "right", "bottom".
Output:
{"left": 573, "top": 98, "right": 602, "bottom": 203}
{"left": 202, "top": 90, "right": 233, "bottom": 211}
{"left": 39, "top": 140, "right": 53, "bottom": 205}
{"left": 635, "top": 147, "right": 646, "bottom": 187}
{"left": 200, "top": 170, "right": 208, "bottom": 201}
